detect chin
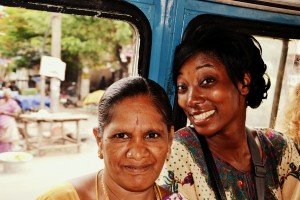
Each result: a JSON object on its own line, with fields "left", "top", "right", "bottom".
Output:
{"left": 123, "top": 180, "right": 153, "bottom": 192}
{"left": 193, "top": 126, "right": 217, "bottom": 137}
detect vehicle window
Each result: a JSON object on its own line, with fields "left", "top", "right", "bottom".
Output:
{"left": 0, "top": 6, "right": 136, "bottom": 99}
{"left": 0, "top": 2, "right": 151, "bottom": 199}
{"left": 247, "top": 37, "right": 300, "bottom": 129}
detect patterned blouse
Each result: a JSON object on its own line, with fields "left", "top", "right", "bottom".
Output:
{"left": 158, "top": 127, "right": 300, "bottom": 199}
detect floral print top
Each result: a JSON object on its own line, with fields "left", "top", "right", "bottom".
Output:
{"left": 157, "top": 127, "right": 300, "bottom": 200}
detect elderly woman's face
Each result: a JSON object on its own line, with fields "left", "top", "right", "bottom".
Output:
{"left": 176, "top": 52, "right": 249, "bottom": 136}
{"left": 95, "top": 95, "right": 173, "bottom": 191}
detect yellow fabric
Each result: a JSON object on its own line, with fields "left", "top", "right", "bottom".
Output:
{"left": 36, "top": 182, "right": 79, "bottom": 200}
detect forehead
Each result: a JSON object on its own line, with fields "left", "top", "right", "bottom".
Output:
{"left": 188, "top": 51, "right": 221, "bottom": 63}
{"left": 179, "top": 51, "right": 225, "bottom": 72}
{"left": 104, "top": 95, "right": 166, "bottom": 131}
{"left": 112, "top": 95, "right": 158, "bottom": 116}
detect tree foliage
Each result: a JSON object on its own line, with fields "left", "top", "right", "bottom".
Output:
{"left": 0, "top": 7, "right": 133, "bottom": 79}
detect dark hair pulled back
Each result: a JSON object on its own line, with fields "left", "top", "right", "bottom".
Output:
{"left": 98, "top": 76, "right": 173, "bottom": 134}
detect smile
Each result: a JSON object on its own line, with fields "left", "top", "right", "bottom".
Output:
{"left": 124, "top": 164, "right": 151, "bottom": 173}
{"left": 192, "top": 110, "right": 215, "bottom": 121}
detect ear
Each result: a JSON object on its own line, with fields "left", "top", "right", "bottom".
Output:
{"left": 93, "top": 127, "right": 102, "bottom": 147}
{"left": 239, "top": 72, "right": 251, "bottom": 95}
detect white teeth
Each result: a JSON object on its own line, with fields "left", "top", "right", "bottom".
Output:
{"left": 193, "top": 110, "right": 215, "bottom": 120}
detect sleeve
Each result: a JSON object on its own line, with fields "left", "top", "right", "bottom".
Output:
{"left": 157, "top": 140, "right": 198, "bottom": 200}
{"left": 9, "top": 99, "right": 21, "bottom": 113}
{"left": 279, "top": 136, "right": 300, "bottom": 200}
{"left": 36, "top": 182, "right": 80, "bottom": 200}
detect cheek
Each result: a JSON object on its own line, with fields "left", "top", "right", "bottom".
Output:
{"left": 151, "top": 144, "right": 168, "bottom": 161}
{"left": 209, "top": 90, "right": 223, "bottom": 102}
{"left": 103, "top": 143, "right": 125, "bottom": 160}
{"left": 177, "top": 94, "right": 187, "bottom": 108}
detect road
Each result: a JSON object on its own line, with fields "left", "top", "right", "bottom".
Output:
{"left": 0, "top": 105, "right": 104, "bottom": 200}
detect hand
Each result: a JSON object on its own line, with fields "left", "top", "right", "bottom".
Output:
{"left": 0, "top": 111, "right": 9, "bottom": 115}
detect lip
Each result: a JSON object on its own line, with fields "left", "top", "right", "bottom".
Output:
{"left": 189, "top": 109, "right": 215, "bottom": 125}
{"left": 123, "top": 164, "right": 152, "bottom": 174}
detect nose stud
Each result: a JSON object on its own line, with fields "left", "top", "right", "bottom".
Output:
{"left": 127, "top": 151, "right": 132, "bottom": 157}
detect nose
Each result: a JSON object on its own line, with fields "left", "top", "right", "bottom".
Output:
{"left": 187, "top": 88, "right": 205, "bottom": 108}
{"left": 126, "top": 139, "right": 150, "bottom": 161}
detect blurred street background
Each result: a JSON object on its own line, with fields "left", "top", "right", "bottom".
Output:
{"left": 0, "top": 105, "right": 104, "bottom": 200}
{"left": 0, "top": 6, "right": 131, "bottom": 200}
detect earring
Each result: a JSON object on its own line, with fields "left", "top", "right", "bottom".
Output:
{"left": 98, "top": 149, "right": 103, "bottom": 159}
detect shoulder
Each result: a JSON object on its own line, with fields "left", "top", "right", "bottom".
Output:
{"left": 70, "top": 172, "right": 96, "bottom": 199}
{"left": 256, "top": 128, "right": 288, "bottom": 149}
{"left": 175, "top": 127, "right": 195, "bottom": 139}
{"left": 173, "top": 127, "right": 202, "bottom": 159}
{"left": 174, "top": 127, "right": 199, "bottom": 147}
{"left": 256, "top": 128, "right": 299, "bottom": 163}
{"left": 36, "top": 182, "right": 79, "bottom": 200}
{"left": 160, "top": 185, "right": 188, "bottom": 200}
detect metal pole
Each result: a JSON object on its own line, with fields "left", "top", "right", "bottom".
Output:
{"left": 50, "top": 13, "right": 61, "bottom": 113}
{"left": 269, "top": 39, "right": 288, "bottom": 128}
{"left": 40, "top": 16, "right": 52, "bottom": 110}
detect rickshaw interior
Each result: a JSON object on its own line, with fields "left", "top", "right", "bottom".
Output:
{"left": 0, "top": 0, "right": 300, "bottom": 198}
{"left": 1, "top": 0, "right": 300, "bottom": 130}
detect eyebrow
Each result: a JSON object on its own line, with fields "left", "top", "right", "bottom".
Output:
{"left": 196, "top": 63, "right": 214, "bottom": 70}
{"left": 178, "top": 63, "right": 214, "bottom": 76}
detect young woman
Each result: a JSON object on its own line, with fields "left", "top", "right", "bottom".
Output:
{"left": 158, "top": 26, "right": 300, "bottom": 199}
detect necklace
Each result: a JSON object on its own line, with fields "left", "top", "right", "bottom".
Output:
{"left": 95, "top": 170, "right": 162, "bottom": 200}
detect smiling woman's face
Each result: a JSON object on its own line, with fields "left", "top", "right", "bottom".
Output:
{"left": 176, "top": 52, "right": 248, "bottom": 136}
{"left": 97, "top": 95, "right": 173, "bottom": 191}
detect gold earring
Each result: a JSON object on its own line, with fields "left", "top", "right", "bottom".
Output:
{"left": 98, "top": 150, "right": 103, "bottom": 159}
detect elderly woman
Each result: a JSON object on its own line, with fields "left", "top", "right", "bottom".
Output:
{"left": 37, "top": 76, "right": 187, "bottom": 200}
{"left": 0, "top": 88, "right": 22, "bottom": 152}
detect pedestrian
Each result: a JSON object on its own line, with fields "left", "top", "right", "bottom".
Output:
{"left": 0, "top": 88, "right": 22, "bottom": 152}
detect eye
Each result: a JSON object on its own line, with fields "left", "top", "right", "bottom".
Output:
{"left": 176, "top": 84, "right": 187, "bottom": 93}
{"left": 145, "top": 132, "right": 160, "bottom": 139}
{"left": 113, "top": 133, "right": 129, "bottom": 139}
{"left": 200, "top": 76, "right": 215, "bottom": 87}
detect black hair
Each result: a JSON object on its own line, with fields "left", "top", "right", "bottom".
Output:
{"left": 173, "top": 25, "right": 271, "bottom": 108}
{"left": 98, "top": 76, "right": 173, "bottom": 134}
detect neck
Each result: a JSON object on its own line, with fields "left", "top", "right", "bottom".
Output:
{"left": 99, "top": 171, "right": 159, "bottom": 200}
{"left": 205, "top": 127, "right": 252, "bottom": 171}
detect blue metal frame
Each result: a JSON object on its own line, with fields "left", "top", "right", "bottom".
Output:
{"left": 2, "top": 0, "right": 300, "bottom": 101}
{"left": 127, "top": 0, "right": 300, "bottom": 101}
